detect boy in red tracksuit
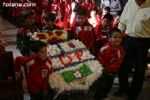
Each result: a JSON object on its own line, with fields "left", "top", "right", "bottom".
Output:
{"left": 15, "top": 41, "right": 54, "bottom": 100}
{"left": 17, "top": 9, "right": 40, "bottom": 56}
{"left": 42, "top": 13, "right": 61, "bottom": 31}
{"left": 50, "top": 0, "right": 62, "bottom": 21}
{"left": 71, "top": 9, "right": 96, "bottom": 53}
{"left": 82, "top": 0, "right": 93, "bottom": 18}
{"left": 95, "top": 13, "right": 113, "bottom": 56}
{"left": 64, "top": 0, "right": 72, "bottom": 22}
{"left": 95, "top": 28, "right": 125, "bottom": 100}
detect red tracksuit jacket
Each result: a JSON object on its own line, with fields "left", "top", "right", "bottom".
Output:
{"left": 95, "top": 23, "right": 112, "bottom": 43}
{"left": 98, "top": 43, "right": 125, "bottom": 73}
{"left": 50, "top": 1, "right": 62, "bottom": 20}
{"left": 71, "top": 22, "right": 96, "bottom": 50}
{"left": 15, "top": 55, "right": 53, "bottom": 93}
{"left": 82, "top": 2, "right": 93, "bottom": 18}
{"left": 64, "top": 2, "right": 72, "bottom": 21}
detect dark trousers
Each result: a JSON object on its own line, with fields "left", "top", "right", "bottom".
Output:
{"left": 94, "top": 71, "right": 115, "bottom": 100}
{"left": 118, "top": 36, "right": 150, "bottom": 99}
{"left": 29, "top": 87, "right": 55, "bottom": 100}
{"left": 30, "top": 92, "right": 44, "bottom": 100}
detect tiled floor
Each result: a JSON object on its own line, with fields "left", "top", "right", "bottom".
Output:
{"left": 0, "top": 15, "right": 150, "bottom": 100}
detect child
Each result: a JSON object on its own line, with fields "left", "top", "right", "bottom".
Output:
{"left": 95, "top": 28, "right": 125, "bottom": 100}
{"left": 16, "top": 9, "right": 39, "bottom": 56}
{"left": 15, "top": 40, "right": 54, "bottom": 100}
{"left": 71, "top": 8, "right": 96, "bottom": 53}
{"left": 112, "top": 11, "right": 122, "bottom": 28}
{"left": 95, "top": 13, "right": 113, "bottom": 42}
{"left": 82, "top": 0, "right": 93, "bottom": 18}
{"left": 40, "top": 9, "right": 49, "bottom": 26}
{"left": 102, "top": 6, "right": 111, "bottom": 17}
{"left": 95, "top": 13, "right": 113, "bottom": 56}
{"left": 50, "top": 0, "right": 62, "bottom": 21}
{"left": 42, "top": 13, "right": 61, "bottom": 31}
{"left": 88, "top": 10, "right": 100, "bottom": 29}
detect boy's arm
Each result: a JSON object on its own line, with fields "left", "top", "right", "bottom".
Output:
{"left": 98, "top": 50, "right": 106, "bottom": 67}
{"left": 14, "top": 56, "right": 33, "bottom": 72}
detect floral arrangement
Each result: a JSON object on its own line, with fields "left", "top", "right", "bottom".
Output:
{"left": 48, "top": 29, "right": 68, "bottom": 43}
{"left": 59, "top": 39, "right": 86, "bottom": 53}
{"left": 47, "top": 40, "right": 103, "bottom": 94}
{"left": 50, "top": 50, "right": 95, "bottom": 69}
{"left": 49, "top": 60, "right": 103, "bottom": 93}
{"left": 47, "top": 44, "right": 61, "bottom": 57}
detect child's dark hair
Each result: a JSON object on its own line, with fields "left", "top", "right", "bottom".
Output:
{"left": 44, "top": 13, "right": 56, "bottom": 22}
{"left": 22, "top": 9, "right": 35, "bottom": 20}
{"left": 76, "top": 8, "right": 87, "bottom": 16}
{"left": 103, "top": 13, "right": 113, "bottom": 22}
{"left": 30, "top": 40, "right": 47, "bottom": 53}
{"left": 109, "top": 28, "right": 122, "bottom": 37}
{"left": 104, "top": 6, "right": 110, "bottom": 12}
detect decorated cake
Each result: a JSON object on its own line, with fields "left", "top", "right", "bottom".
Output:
{"left": 47, "top": 39, "right": 103, "bottom": 94}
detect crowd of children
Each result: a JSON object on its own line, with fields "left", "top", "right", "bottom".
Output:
{"left": 1, "top": 0, "right": 134, "bottom": 100}
{"left": 13, "top": 0, "right": 123, "bottom": 56}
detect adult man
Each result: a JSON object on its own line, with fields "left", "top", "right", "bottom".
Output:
{"left": 115, "top": 0, "right": 150, "bottom": 100}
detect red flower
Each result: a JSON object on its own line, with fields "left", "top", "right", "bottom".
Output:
{"left": 48, "top": 32, "right": 53, "bottom": 36}
{"left": 55, "top": 31, "right": 63, "bottom": 36}
{"left": 37, "top": 34, "right": 46, "bottom": 39}
{"left": 50, "top": 37, "right": 59, "bottom": 43}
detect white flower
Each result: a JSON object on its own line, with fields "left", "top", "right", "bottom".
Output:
{"left": 47, "top": 45, "right": 61, "bottom": 56}
{"left": 73, "top": 71, "right": 82, "bottom": 78}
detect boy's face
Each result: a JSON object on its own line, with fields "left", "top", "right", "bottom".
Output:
{"left": 109, "top": 32, "right": 122, "bottom": 48}
{"left": 76, "top": 15, "right": 86, "bottom": 25}
{"left": 26, "top": 14, "right": 35, "bottom": 25}
{"left": 37, "top": 46, "right": 47, "bottom": 61}
{"left": 45, "top": 19, "right": 53, "bottom": 27}
{"left": 113, "top": 16, "right": 120, "bottom": 27}
{"left": 90, "top": 10, "right": 96, "bottom": 17}
{"left": 102, "top": 9, "right": 110, "bottom": 16}
{"left": 102, "top": 18, "right": 111, "bottom": 28}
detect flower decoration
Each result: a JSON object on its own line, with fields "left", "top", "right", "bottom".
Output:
{"left": 48, "top": 29, "right": 68, "bottom": 43}
{"left": 73, "top": 71, "right": 82, "bottom": 78}
{"left": 31, "top": 32, "right": 49, "bottom": 43}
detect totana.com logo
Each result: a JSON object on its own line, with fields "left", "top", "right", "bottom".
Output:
{"left": 3, "top": 2, "right": 36, "bottom": 7}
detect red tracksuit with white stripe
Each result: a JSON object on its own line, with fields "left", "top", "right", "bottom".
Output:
{"left": 15, "top": 55, "right": 53, "bottom": 93}
{"left": 82, "top": 2, "right": 93, "bottom": 18}
{"left": 95, "top": 23, "right": 112, "bottom": 43}
{"left": 71, "top": 22, "right": 95, "bottom": 50}
{"left": 98, "top": 43, "right": 125, "bottom": 73}
{"left": 50, "top": 1, "right": 62, "bottom": 20}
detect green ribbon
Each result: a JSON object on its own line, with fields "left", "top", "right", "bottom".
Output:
{"left": 61, "top": 64, "right": 93, "bottom": 83}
